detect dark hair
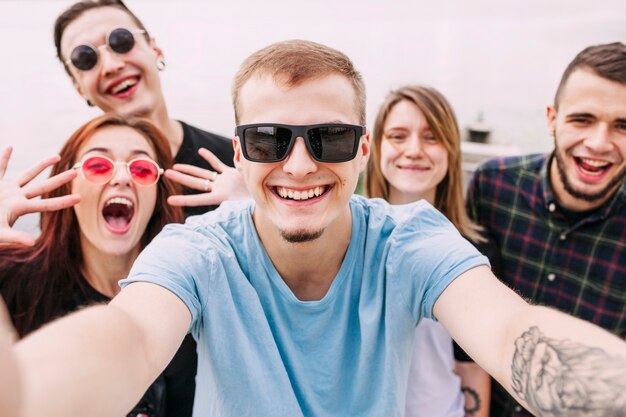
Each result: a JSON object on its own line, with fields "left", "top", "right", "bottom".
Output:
{"left": 232, "top": 40, "right": 366, "bottom": 125}
{"left": 554, "top": 42, "right": 626, "bottom": 109}
{"left": 0, "top": 114, "right": 183, "bottom": 337}
{"left": 54, "top": 0, "right": 150, "bottom": 77}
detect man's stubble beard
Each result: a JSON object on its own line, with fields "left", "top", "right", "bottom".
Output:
{"left": 553, "top": 136, "right": 626, "bottom": 204}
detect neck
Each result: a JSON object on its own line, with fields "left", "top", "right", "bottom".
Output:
{"left": 388, "top": 188, "right": 433, "bottom": 205}
{"left": 143, "top": 101, "right": 184, "bottom": 158}
{"left": 80, "top": 240, "right": 140, "bottom": 298}
{"left": 254, "top": 208, "right": 352, "bottom": 301}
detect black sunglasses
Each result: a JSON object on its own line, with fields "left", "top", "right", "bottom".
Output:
{"left": 65, "top": 27, "right": 147, "bottom": 71}
{"left": 236, "top": 123, "right": 365, "bottom": 163}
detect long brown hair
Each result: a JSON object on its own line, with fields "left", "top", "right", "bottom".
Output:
{"left": 0, "top": 114, "right": 183, "bottom": 337}
{"left": 365, "top": 85, "right": 484, "bottom": 243}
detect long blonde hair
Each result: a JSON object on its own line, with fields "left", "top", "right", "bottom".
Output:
{"left": 365, "top": 85, "right": 484, "bottom": 243}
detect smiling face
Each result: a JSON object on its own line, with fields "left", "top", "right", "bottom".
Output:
{"left": 60, "top": 6, "right": 165, "bottom": 118}
{"left": 380, "top": 100, "right": 449, "bottom": 205}
{"left": 548, "top": 69, "right": 626, "bottom": 211}
{"left": 234, "top": 74, "right": 369, "bottom": 244}
{"left": 71, "top": 125, "right": 158, "bottom": 260}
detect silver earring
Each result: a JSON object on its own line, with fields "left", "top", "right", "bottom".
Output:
{"left": 156, "top": 58, "right": 166, "bottom": 71}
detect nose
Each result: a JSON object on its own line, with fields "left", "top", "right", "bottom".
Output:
{"left": 99, "top": 46, "right": 125, "bottom": 76}
{"left": 109, "top": 162, "right": 132, "bottom": 187}
{"left": 584, "top": 123, "right": 613, "bottom": 153}
{"left": 282, "top": 137, "right": 318, "bottom": 177}
{"left": 404, "top": 135, "right": 423, "bottom": 157}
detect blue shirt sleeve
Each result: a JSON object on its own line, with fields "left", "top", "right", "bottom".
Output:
{"left": 386, "top": 203, "right": 489, "bottom": 322}
{"left": 120, "top": 223, "right": 216, "bottom": 333}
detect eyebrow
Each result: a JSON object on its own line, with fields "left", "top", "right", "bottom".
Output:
{"left": 565, "top": 112, "right": 595, "bottom": 119}
{"left": 79, "top": 147, "right": 152, "bottom": 158}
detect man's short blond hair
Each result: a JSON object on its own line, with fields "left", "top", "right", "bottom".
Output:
{"left": 232, "top": 40, "right": 366, "bottom": 125}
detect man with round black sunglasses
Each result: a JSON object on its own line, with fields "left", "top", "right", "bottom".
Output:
{"left": 54, "top": 0, "right": 249, "bottom": 219}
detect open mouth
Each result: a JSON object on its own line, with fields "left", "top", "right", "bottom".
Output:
{"left": 275, "top": 186, "right": 329, "bottom": 201}
{"left": 102, "top": 197, "right": 135, "bottom": 233}
{"left": 574, "top": 157, "right": 612, "bottom": 177}
{"left": 107, "top": 76, "right": 139, "bottom": 96}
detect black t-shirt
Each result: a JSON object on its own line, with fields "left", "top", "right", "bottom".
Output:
{"left": 175, "top": 122, "right": 235, "bottom": 217}
{"left": 62, "top": 279, "right": 195, "bottom": 417}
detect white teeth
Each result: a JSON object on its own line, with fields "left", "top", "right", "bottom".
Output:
{"left": 105, "top": 197, "right": 133, "bottom": 207}
{"left": 111, "top": 78, "right": 137, "bottom": 94}
{"left": 579, "top": 157, "right": 609, "bottom": 168}
{"left": 276, "top": 186, "right": 325, "bottom": 201}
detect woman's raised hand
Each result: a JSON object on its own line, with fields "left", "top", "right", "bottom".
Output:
{"left": 165, "top": 148, "right": 250, "bottom": 207}
{"left": 0, "top": 147, "right": 81, "bottom": 246}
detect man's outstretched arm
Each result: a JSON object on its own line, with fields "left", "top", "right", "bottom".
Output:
{"left": 435, "top": 265, "right": 626, "bottom": 417}
{"left": 13, "top": 282, "right": 191, "bottom": 417}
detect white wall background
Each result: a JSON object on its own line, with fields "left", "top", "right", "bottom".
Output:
{"left": 1, "top": 0, "right": 625, "bottom": 176}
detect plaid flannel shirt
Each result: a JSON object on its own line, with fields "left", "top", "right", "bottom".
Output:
{"left": 467, "top": 153, "right": 626, "bottom": 417}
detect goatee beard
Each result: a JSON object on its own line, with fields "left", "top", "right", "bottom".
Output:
{"left": 280, "top": 228, "right": 324, "bottom": 243}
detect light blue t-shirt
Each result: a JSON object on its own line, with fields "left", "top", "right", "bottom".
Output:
{"left": 122, "top": 195, "right": 488, "bottom": 417}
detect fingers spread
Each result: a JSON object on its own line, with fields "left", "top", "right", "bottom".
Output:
{"left": 30, "top": 194, "right": 81, "bottom": 213}
{"left": 165, "top": 169, "right": 213, "bottom": 191}
{"left": 16, "top": 154, "right": 62, "bottom": 187}
{"left": 22, "top": 169, "right": 77, "bottom": 199}
{"left": 198, "top": 148, "right": 229, "bottom": 172}
{"left": 0, "top": 147, "right": 13, "bottom": 179}
{"left": 169, "top": 163, "right": 215, "bottom": 179}
{"left": 0, "top": 229, "right": 36, "bottom": 246}
{"left": 168, "top": 192, "right": 225, "bottom": 207}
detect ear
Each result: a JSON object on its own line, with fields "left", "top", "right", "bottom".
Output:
{"left": 150, "top": 37, "right": 164, "bottom": 60}
{"left": 73, "top": 78, "right": 87, "bottom": 100}
{"left": 546, "top": 105, "right": 557, "bottom": 137}
{"left": 358, "top": 130, "right": 371, "bottom": 172}
{"left": 233, "top": 135, "right": 243, "bottom": 171}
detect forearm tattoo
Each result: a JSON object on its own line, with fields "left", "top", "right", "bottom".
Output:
{"left": 511, "top": 326, "right": 626, "bottom": 416}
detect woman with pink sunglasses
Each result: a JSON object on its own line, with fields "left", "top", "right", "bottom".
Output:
{"left": 0, "top": 114, "right": 183, "bottom": 417}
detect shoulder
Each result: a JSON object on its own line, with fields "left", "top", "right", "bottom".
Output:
{"left": 178, "top": 121, "right": 234, "bottom": 167}
{"left": 180, "top": 121, "right": 230, "bottom": 145}
{"left": 476, "top": 153, "right": 546, "bottom": 173}
{"left": 163, "top": 199, "right": 253, "bottom": 245}
{"left": 350, "top": 195, "right": 455, "bottom": 240}
{"left": 475, "top": 154, "right": 547, "bottom": 177}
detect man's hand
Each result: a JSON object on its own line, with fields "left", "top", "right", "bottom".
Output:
{"left": 0, "top": 147, "right": 80, "bottom": 246}
{"left": 165, "top": 148, "right": 249, "bottom": 207}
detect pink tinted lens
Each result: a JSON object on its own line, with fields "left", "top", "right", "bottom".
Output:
{"left": 82, "top": 156, "right": 115, "bottom": 183}
{"left": 128, "top": 159, "right": 159, "bottom": 185}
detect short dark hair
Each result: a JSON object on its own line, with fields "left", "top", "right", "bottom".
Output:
{"left": 53, "top": 0, "right": 150, "bottom": 77}
{"left": 554, "top": 42, "right": 626, "bottom": 109}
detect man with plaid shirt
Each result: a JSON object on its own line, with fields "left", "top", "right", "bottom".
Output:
{"left": 467, "top": 42, "right": 626, "bottom": 417}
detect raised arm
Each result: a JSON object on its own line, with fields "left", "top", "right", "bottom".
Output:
{"left": 0, "top": 147, "right": 80, "bottom": 245}
{"left": 13, "top": 282, "right": 191, "bottom": 417}
{"left": 165, "top": 147, "right": 250, "bottom": 207}
{"left": 435, "top": 265, "right": 626, "bottom": 416}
